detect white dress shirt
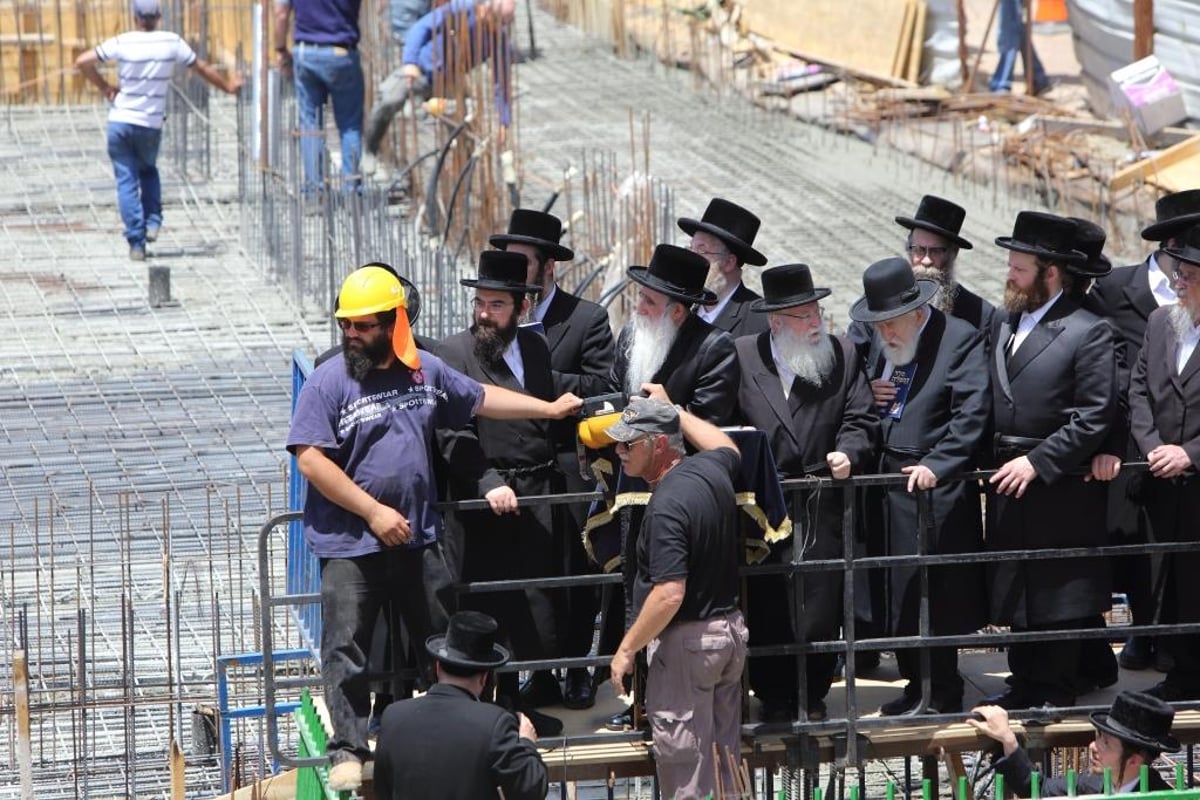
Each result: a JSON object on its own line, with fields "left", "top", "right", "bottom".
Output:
{"left": 1147, "top": 252, "right": 1179, "bottom": 307}
{"left": 697, "top": 283, "right": 738, "bottom": 325}
{"left": 1178, "top": 321, "right": 1200, "bottom": 375}
{"left": 532, "top": 283, "right": 556, "bottom": 323}
{"left": 502, "top": 335, "right": 525, "bottom": 387}
{"left": 1010, "top": 290, "right": 1063, "bottom": 355}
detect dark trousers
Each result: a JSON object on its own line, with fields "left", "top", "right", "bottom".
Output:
{"left": 895, "top": 646, "right": 962, "bottom": 702}
{"left": 746, "top": 572, "right": 836, "bottom": 710}
{"left": 1008, "top": 616, "right": 1091, "bottom": 706}
{"left": 320, "top": 545, "right": 453, "bottom": 763}
{"left": 561, "top": 495, "right": 600, "bottom": 668}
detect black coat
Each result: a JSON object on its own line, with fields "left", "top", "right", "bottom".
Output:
{"left": 707, "top": 282, "right": 770, "bottom": 338}
{"left": 612, "top": 313, "right": 739, "bottom": 424}
{"left": 373, "top": 683, "right": 548, "bottom": 800}
{"left": 994, "top": 746, "right": 1170, "bottom": 797}
{"left": 734, "top": 332, "right": 878, "bottom": 638}
{"left": 1088, "top": 259, "right": 1160, "bottom": 376}
{"left": 987, "top": 297, "right": 1118, "bottom": 626}
{"left": 1130, "top": 306, "right": 1200, "bottom": 621}
{"left": 860, "top": 309, "right": 991, "bottom": 635}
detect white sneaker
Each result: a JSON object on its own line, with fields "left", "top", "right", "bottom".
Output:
{"left": 328, "top": 759, "right": 363, "bottom": 791}
{"left": 360, "top": 151, "right": 377, "bottom": 178}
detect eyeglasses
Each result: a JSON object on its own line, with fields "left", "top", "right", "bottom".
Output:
{"left": 471, "top": 298, "right": 515, "bottom": 313}
{"left": 337, "top": 319, "right": 384, "bottom": 333}
{"left": 615, "top": 436, "right": 653, "bottom": 452}
{"left": 773, "top": 306, "right": 824, "bottom": 325}
{"left": 906, "top": 244, "right": 949, "bottom": 260}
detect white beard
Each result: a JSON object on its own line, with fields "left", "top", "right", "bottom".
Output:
{"left": 1168, "top": 302, "right": 1198, "bottom": 339}
{"left": 705, "top": 268, "right": 736, "bottom": 298}
{"left": 774, "top": 328, "right": 837, "bottom": 387}
{"left": 882, "top": 336, "right": 919, "bottom": 366}
{"left": 624, "top": 312, "right": 680, "bottom": 394}
{"left": 912, "top": 264, "right": 959, "bottom": 315}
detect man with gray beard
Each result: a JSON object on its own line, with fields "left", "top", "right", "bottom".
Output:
{"left": 1130, "top": 224, "right": 1200, "bottom": 702}
{"left": 851, "top": 257, "right": 991, "bottom": 715}
{"left": 734, "top": 264, "right": 878, "bottom": 722}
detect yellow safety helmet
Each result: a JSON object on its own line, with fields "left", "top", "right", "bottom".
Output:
{"left": 577, "top": 411, "right": 623, "bottom": 449}
{"left": 335, "top": 266, "right": 408, "bottom": 318}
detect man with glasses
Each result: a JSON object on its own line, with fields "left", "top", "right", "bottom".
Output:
{"left": 678, "top": 198, "right": 771, "bottom": 338}
{"left": 850, "top": 257, "right": 991, "bottom": 716}
{"left": 733, "top": 264, "right": 878, "bottom": 722}
{"left": 1087, "top": 190, "right": 1199, "bottom": 673}
{"left": 287, "top": 263, "right": 581, "bottom": 790}
{"left": 1130, "top": 224, "right": 1200, "bottom": 702}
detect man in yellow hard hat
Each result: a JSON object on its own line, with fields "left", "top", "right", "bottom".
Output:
{"left": 286, "top": 264, "right": 581, "bottom": 791}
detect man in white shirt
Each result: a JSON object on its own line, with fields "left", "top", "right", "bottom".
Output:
{"left": 75, "top": 0, "right": 241, "bottom": 260}
{"left": 678, "top": 198, "right": 770, "bottom": 339}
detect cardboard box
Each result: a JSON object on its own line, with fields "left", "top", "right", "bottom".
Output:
{"left": 1109, "top": 55, "right": 1188, "bottom": 137}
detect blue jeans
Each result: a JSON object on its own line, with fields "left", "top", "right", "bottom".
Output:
{"left": 990, "top": 0, "right": 1048, "bottom": 92}
{"left": 106, "top": 121, "right": 162, "bottom": 247}
{"left": 319, "top": 544, "right": 453, "bottom": 764}
{"left": 293, "top": 44, "right": 365, "bottom": 190}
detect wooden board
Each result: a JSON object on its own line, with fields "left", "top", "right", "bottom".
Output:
{"left": 907, "top": 0, "right": 928, "bottom": 84}
{"left": 1111, "top": 133, "right": 1200, "bottom": 193}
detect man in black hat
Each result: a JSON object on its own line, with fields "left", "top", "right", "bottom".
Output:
{"left": 678, "top": 198, "right": 771, "bottom": 338}
{"left": 733, "top": 263, "right": 878, "bottom": 722}
{"left": 985, "top": 211, "right": 1119, "bottom": 710}
{"left": 491, "top": 208, "right": 617, "bottom": 710}
{"left": 436, "top": 250, "right": 567, "bottom": 735}
{"left": 851, "top": 257, "right": 991, "bottom": 716}
{"left": 1130, "top": 224, "right": 1200, "bottom": 702}
{"left": 968, "top": 690, "right": 1178, "bottom": 795}
{"left": 374, "top": 611, "right": 548, "bottom": 800}
{"left": 1087, "top": 190, "right": 1198, "bottom": 672}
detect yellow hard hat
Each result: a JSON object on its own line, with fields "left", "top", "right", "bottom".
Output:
{"left": 335, "top": 266, "right": 408, "bottom": 318}
{"left": 577, "top": 411, "right": 623, "bottom": 449}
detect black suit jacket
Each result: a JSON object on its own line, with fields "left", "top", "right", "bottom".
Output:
{"left": 1088, "top": 259, "right": 1160, "bottom": 367}
{"left": 706, "top": 282, "right": 770, "bottom": 338}
{"left": 540, "top": 287, "right": 616, "bottom": 398}
{"left": 612, "top": 313, "right": 740, "bottom": 424}
{"left": 373, "top": 683, "right": 548, "bottom": 800}
{"left": 995, "top": 746, "right": 1170, "bottom": 797}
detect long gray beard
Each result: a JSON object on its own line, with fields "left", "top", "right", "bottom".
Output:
{"left": 624, "top": 312, "right": 679, "bottom": 394}
{"left": 882, "top": 336, "right": 919, "bottom": 367}
{"left": 912, "top": 265, "right": 959, "bottom": 315}
{"left": 1168, "top": 302, "right": 1198, "bottom": 339}
{"left": 774, "top": 328, "right": 837, "bottom": 387}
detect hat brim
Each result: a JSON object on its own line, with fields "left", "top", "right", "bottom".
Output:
{"left": 460, "top": 277, "right": 543, "bottom": 293}
{"left": 1164, "top": 243, "right": 1200, "bottom": 268}
{"left": 750, "top": 288, "right": 832, "bottom": 313}
{"left": 425, "top": 633, "right": 510, "bottom": 671}
{"left": 1067, "top": 254, "right": 1113, "bottom": 279}
{"left": 1089, "top": 710, "right": 1180, "bottom": 753}
{"left": 895, "top": 216, "right": 974, "bottom": 250}
{"left": 677, "top": 218, "right": 767, "bottom": 266}
{"left": 994, "top": 237, "right": 1088, "bottom": 264}
{"left": 604, "top": 418, "right": 646, "bottom": 443}
{"left": 1141, "top": 213, "right": 1200, "bottom": 242}
{"left": 627, "top": 267, "right": 718, "bottom": 306}
{"left": 489, "top": 234, "right": 575, "bottom": 263}
{"left": 848, "top": 279, "right": 939, "bottom": 323}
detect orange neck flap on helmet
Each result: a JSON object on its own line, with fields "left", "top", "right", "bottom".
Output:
{"left": 392, "top": 310, "right": 421, "bottom": 370}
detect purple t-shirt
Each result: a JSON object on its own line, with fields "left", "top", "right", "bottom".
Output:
{"left": 286, "top": 352, "right": 483, "bottom": 557}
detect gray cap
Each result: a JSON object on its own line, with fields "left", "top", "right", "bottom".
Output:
{"left": 133, "top": 0, "right": 161, "bottom": 17}
{"left": 604, "top": 397, "right": 680, "bottom": 442}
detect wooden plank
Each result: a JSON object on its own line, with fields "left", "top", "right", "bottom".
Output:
{"left": 1133, "top": 0, "right": 1154, "bottom": 60}
{"left": 907, "top": 0, "right": 927, "bottom": 84}
{"left": 892, "top": 0, "right": 916, "bottom": 80}
{"left": 1110, "top": 133, "right": 1200, "bottom": 192}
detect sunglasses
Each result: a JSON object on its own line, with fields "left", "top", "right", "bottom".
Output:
{"left": 337, "top": 319, "right": 385, "bottom": 333}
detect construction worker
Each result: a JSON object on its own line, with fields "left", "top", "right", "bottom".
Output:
{"left": 286, "top": 265, "right": 580, "bottom": 791}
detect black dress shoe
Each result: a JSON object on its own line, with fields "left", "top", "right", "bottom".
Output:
{"left": 1119, "top": 636, "right": 1154, "bottom": 671}
{"left": 806, "top": 699, "right": 828, "bottom": 722}
{"left": 981, "top": 687, "right": 1072, "bottom": 711}
{"left": 759, "top": 700, "right": 797, "bottom": 723}
{"left": 518, "top": 671, "right": 563, "bottom": 708}
{"left": 606, "top": 705, "right": 634, "bottom": 731}
{"left": 879, "top": 688, "right": 920, "bottom": 716}
{"left": 523, "top": 707, "right": 564, "bottom": 737}
{"left": 562, "top": 668, "right": 596, "bottom": 710}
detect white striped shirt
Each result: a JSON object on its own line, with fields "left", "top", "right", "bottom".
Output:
{"left": 96, "top": 31, "right": 196, "bottom": 129}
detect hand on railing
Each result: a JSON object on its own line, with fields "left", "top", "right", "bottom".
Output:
{"left": 901, "top": 463, "right": 937, "bottom": 492}
{"left": 1085, "top": 453, "right": 1121, "bottom": 482}
{"left": 1147, "top": 444, "right": 1193, "bottom": 479}
{"left": 989, "top": 455, "right": 1038, "bottom": 498}
{"left": 826, "top": 451, "right": 851, "bottom": 480}
{"left": 485, "top": 485, "right": 520, "bottom": 515}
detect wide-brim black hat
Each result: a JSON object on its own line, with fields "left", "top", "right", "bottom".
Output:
{"left": 489, "top": 208, "right": 575, "bottom": 262}
{"left": 1162, "top": 222, "right": 1200, "bottom": 268}
{"left": 751, "top": 263, "right": 832, "bottom": 312}
{"left": 995, "top": 211, "right": 1087, "bottom": 263}
{"left": 849, "top": 256, "right": 938, "bottom": 323}
{"left": 628, "top": 243, "right": 718, "bottom": 306}
{"left": 461, "top": 250, "right": 542, "bottom": 293}
{"left": 677, "top": 197, "right": 767, "bottom": 266}
{"left": 1142, "top": 189, "right": 1200, "bottom": 242}
{"left": 1066, "top": 218, "right": 1113, "bottom": 278}
{"left": 1090, "top": 691, "right": 1179, "bottom": 754}
{"left": 425, "top": 611, "right": 510, "bottom": 671}
{"left": 895, "top": 194, "right": 974, "bottom": 250}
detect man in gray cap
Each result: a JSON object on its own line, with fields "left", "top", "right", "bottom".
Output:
{"left": 606, "top": 398, "right": 747, "bottom": 800}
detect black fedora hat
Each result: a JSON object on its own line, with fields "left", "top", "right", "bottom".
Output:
{"left": 1090, "top": 691, "right": 1180, "bottom": 754}
{"left": 1141, "top": 189, "right": 1200, "bottom": 242}
{"left": 425, "top": 611, "right": 510, "bottom": 671}
{"left": 677, "top": 198, "right": 767, "bottom": 266}
{"left": 1162, "top": 223, "right": 1200, "bottom": 268}
{"left": 1066, "top": 218, "right": 1113, "bottom": 278}
{"left": 895, "top": 195, "right": 974, "bottom": 250}
{"left": 628, "top": 244, "right": 718, "bottom": 306}
{"left": 995, "top": 211, "right": 1087, "bottom": 264}
{"left": 751, "top": 263, "right": 832, "bottom": 312}
{"left": 489, "top": 208, "right": 575, "bottom": 262}
{"left": 461, "top": 250, "right": 543, "bottom": 293}
{"left": 849, "top": 256, "right": 938, "bottom": 323}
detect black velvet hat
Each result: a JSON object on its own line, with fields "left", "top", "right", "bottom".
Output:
{"left": 1090, "top": 691, "right": 1180, "bottom": 753}
{"left": 1141, "top": 189, "right": 1200, "bottom": 243}
{"left": 489, "top": 208, "right": 575, "bottom": 262}
{"left": 895, "top": 195, "right": 974, "bottom": 249}
{"left": 994, "top": 211, "right": 1087, "bottom": 263}
{"left": 1162, "top": 223, "right": 1200, "bottom": 268}
{"left": 425, "top": 611, "right": 510, "bottom": 671}
{"left": 848, "top": 257, "right": 938, "bottom": 323}
{"left": 461, "top": 250, "right": 542, "bottom": 293}
{"left": 1066, "top": 218, "right": 1113, "bottom": 278}
{"left": 751, "top": 263, "right": 832, "bottom": 312}
{"left": 677, "top": 198, "right": 767, "bottom": 266}
{"left": 627, "top": 244, "right": 718, "bottom": 306}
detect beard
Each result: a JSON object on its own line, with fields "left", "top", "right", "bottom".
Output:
{"left": 1168, "top": 302, "right": 1199, "bottom": 339}
{"left": 705, "top": 266, "right": 736, "bottom": 298}
{"left": 881, "top": 335, "right": 919, "bottom": 366}
{"left": 471, "top": 314, "right": 519, "bottom": 367}
{"left": 774, "top": 327, "right": 837, "bottom": 387}
{"left": 1003, "top": 271, "right": 1052, "bottom": 314}
{"left": 624, "top": 311, "right": 680, "bottom": 394}
{"left": 343, "top": 333, "right": 393, "bottom": 382}
{"left": 912, "top": 264, "right": 959, "bottom": 315}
